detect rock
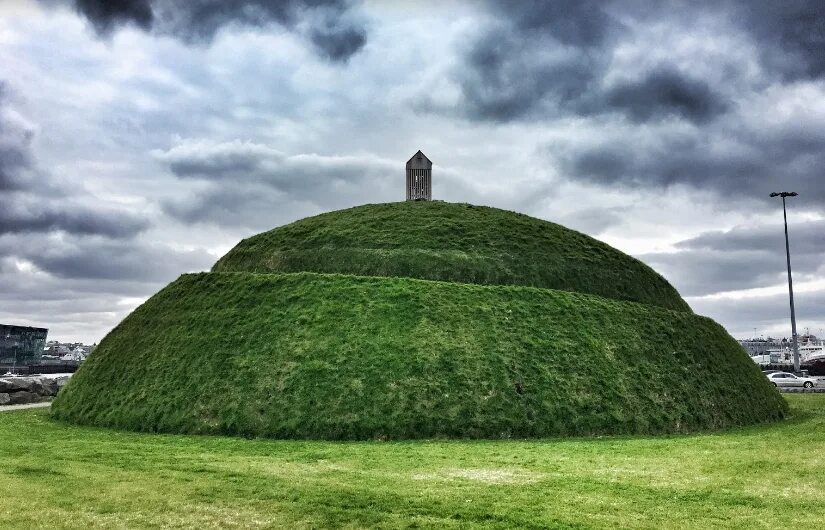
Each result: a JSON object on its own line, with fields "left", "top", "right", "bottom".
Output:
{"left": 0, "top": 375, "right": 73, "bottom": 404}
{"left": 8, "top": 391, "right": 38, "bottom": 405}
{"left": 0, "top": 376, "right": 69, "bottom": 397}
{"left": 0, "top": 378, "right": 26, "bottom": 393}
{"left": 36, "top": 378, "right": 59, "bottom": 397}
{"left": 19, "top": 377, "right": 50, "bottom": 395}
{"left": 27, "top": 378, "right": 46, "bottom": 395}
{"left": 9, "top": 377, "right": 37, "bottom": 392}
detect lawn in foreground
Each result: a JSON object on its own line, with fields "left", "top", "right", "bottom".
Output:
{"left": 1, "top": 395, "right": 823, "bottom": 529}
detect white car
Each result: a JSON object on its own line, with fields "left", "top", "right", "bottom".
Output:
{"left": 766, "top": 372, "right": 818, "bottom": 389}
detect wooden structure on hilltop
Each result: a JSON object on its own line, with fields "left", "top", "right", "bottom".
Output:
{"left": 406, "top": 150, "right": 432, "bottom": 201}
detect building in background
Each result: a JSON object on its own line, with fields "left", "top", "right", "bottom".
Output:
{"left": 406, "top": 150, "right": 432, "bottom": 201}
{"left": 739, "top": 338, "right": 784, "bottom": 356}
{"left": 0, "top": 324, "right": 49, "bottom": 365}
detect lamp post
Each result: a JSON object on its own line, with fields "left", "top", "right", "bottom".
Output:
{"left": 770, "top": 191, "right": 800, "bottom": 373}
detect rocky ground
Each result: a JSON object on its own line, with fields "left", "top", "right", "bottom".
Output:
{"left": 0, "top": 375, "right": 70, "bottom": 406}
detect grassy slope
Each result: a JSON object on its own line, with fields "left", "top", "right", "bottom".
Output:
{"left": 52, "top": 272, "right": 785, "bottom": 439}
{"left": 1, "top": 395, "right": 822, "bottom": 529}
{"left": 212, "top": 202, "right": 691, "bottom": 312}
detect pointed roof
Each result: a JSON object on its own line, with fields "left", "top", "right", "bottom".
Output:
{"left": 406, "top": 150, "right": 432, "bottom": 170}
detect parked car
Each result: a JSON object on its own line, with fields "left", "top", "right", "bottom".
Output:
{"left": 766, "top": 372, "right": 818, "bottom": 388}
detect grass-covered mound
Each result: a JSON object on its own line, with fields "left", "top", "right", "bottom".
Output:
{"left": 213, "top": 202, "right": 691, "bottom": 312}
{"left": 52, "top": 272, "right": 786, "bottom": 439}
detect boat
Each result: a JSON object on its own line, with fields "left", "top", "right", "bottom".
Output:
{"left": 764, "top": 335, "right": 825, "bottom": 364}
{"left": 799, "top": 334, "right": 825, "bottom": 363}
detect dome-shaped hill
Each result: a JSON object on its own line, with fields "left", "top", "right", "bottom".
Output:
{"left": 213, "top": 202, "right": 691, "bottom": 312}
{"left": 52, "top": 201, "right": 787, "bottom": 440}
{"left": 52, "top": 273, "right": 786, "bottom": 439}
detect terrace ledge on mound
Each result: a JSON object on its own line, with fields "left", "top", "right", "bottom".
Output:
{"left": 212, "top": 201, "right": 692, "bottom": 312}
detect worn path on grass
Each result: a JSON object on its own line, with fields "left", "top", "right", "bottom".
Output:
{"left": 0, "top": 402, "right": 50, "bottom": 412}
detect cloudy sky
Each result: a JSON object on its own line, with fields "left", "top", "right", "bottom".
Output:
{"left": 1, "top": 0, "right": 823, "bottom": 343}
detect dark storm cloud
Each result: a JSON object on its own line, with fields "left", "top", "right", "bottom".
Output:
{"left": 557, "top": 116, "right": 825, "bottom": 206}
{"left": 0, "top": 82, "right": 149, "bottom": 238}
{"left": 450, "top": 0, "right": 615, "bottom": 122}
{"left": 154, "top": 140, "right": 398, "bottom": 228}
{"left": 486, "top": 0, "right": 612, "bottom": 47}
{"left": 0, "top": 82, "right": 34, "bottom": 191}
{"left": 309, "top": 23, "right": 366, "bottom": 62}
{"left": 160, "top": 141, "right": 265, "bottom": 178}
{"left": 155, "top": 140, "right": 394, "bottom": 190}
{"left": 30, "top": 241, "right": 210, "bottom": 281}
{"left": 640, "top": 221, "right": 825, "bottom": 297}
{"left": 0, "top": 239, "right": 212, "bottom": 341}
{"left": 0, "top": 83, "right": 207, "bottom": 337}
{"left": 73, "top": 0, "right": 153, "bottom": 34}
{"left": 0, "top": 204, "right": 148, "bottom": 238}
{"left": 454, "top": 28, "right": 603, "bottom": 122}
{"left": 728, "top": 0, "right": 825, "bottom": 79}
{"left": 604, "top": 67, "right": 729, "bottom": 124}
{"left": 444, "top": 1, "right": 735, "bottom": 124}
{"left": 161, "top": 185, "right": 276, "bottom": 226}
{"left": 643, "top": 249, "right": 784, "bottom": 297}
{"left": 621, "top": 1, "right": 825, "bottom": 81}
{"left": 441, "top": 0, "right": 825, "bottom": 126}
{"left": 155, "top": 140, "right": 395, "bottom": 190}
{"left": 0, "top": 234, "right": 212, "bottom": 282}
{"left": 562, "top": 132, "right": 752, "bottom": 189}
{"left": 406, "top": 1, "right": 825, "bottom": 217}
{"left": 44, "top": 0, "right": 366, "bottom": 62}
{"left": 677, "top": 220, "right": 825, "bottom": 253}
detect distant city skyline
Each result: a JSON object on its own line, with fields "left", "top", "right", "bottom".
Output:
{"left": 1, "top": 0, "right": 824, "bottom": 343}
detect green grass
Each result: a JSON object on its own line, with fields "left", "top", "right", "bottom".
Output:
{"left": 2, "top": 395, "right": 824, "bottom": 528}
{"left": 53, "top": 272, "right": 785, "bottom": 439}
{"left": 212, "top": 202, "right": 690, "bottom": 312}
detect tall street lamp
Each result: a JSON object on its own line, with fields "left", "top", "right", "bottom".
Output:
{"left": 770, "top": 191, "right": 800, "bottom": 373}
